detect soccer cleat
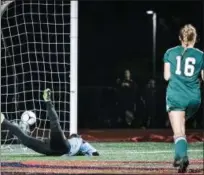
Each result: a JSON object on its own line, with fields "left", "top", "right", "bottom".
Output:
{"left": 1, "top": 113, "right": 5, "bottom": 124}
{"left": 173, "top": 159, "right": 180, "bottom": 167}
{"left": 178, "top": 156, "right": 189, "bottom": 173}
{"left": 173, "top": 156, "right": 180, "bottom": 167}
{"left": 43, "top": 88, "right": 51, "bottom": 102}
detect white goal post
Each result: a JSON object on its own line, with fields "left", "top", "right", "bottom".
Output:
{"left": 70, "top": 0, "right": 78, "bottom": 135}
{"left": 1, "top": 0, "right": 78, "bottom": 146}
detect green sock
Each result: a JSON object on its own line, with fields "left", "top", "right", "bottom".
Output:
{"left": 175, "top": 137, "right": 188, "bottom": 159}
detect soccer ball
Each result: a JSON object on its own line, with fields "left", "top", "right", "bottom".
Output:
{"left": 21, "top": 111, "right": 37, "bottom": 125}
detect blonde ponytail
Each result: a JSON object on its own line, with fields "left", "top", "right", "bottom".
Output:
{"left": 179, "top": 24, "right": 197, "bottom": 47}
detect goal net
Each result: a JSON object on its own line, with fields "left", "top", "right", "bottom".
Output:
{"left": 1, "top": 0, "right": 75, "bottom": 148}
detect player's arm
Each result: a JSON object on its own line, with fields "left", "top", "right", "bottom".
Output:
{"left": 79, "top": 140, "right": 99, "bottom": 156}
{"left": 201, "top": 54, "right": 204, "bottom": 81}
{"left": 163, "top": 50, "right": 171, "bottom": 81}
{"left": 164, "top": 63, "right": 171, "bottom": 81}
{"left": 67, "top": 136, "right": 83, "bottom": 156}
{"left": 66, "top": 134, "right": 99, "bottom": 156}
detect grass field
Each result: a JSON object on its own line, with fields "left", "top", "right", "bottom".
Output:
{"left": 1, "top": 142, "right": 204, "bottom": 174}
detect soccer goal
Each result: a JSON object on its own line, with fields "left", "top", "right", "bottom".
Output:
{"left": 1, "top": 0, "right": 78, "bottom": 148}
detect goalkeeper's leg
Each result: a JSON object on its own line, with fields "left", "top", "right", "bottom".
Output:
{"left": 43, "top": 89, "right": 70, "bottom": 154}
{"left": 1, "top": 113, "right": 52, "bottom": 155}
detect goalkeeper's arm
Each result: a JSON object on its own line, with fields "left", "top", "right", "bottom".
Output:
{"left": 67, "top": 134, "right": 99, "bottom": 156}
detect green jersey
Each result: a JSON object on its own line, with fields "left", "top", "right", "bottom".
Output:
{"left": 164, "top": 46, "right": 204, "bottom": 117}
{"left": 164, "top": 46, "right": 204, "bottom": 97}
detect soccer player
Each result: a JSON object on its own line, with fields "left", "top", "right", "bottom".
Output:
{"left": 163, "top": 24, "right": 204, "bottom": 173}
{"left": 1, "top": 89, "right": 99, "bottom": 156}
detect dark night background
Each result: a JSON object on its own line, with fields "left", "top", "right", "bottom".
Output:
{"left": 77, "top": 1, "right": 203, "bottom": 128}
{"left": 79, "top": 1, "right": 203, "bottom": 86}
{"left": 1, "top": 0, "right": 204, "bottom": 134}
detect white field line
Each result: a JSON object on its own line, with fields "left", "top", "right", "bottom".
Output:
{"left": 101, "top": 149, "right": 203, "bottom": 154}
{"left": 1, "top": 149, "right": 203, "bottom": 155}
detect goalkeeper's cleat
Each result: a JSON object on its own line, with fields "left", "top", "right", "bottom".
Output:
{"left": 43, "top": 88, "right": 51, "bottom": 102}
{"left": 1, "top": 113, "right": 5, "bottom": 124}
{"left": 178, "top": 156, "right": 189, "bottom": 173}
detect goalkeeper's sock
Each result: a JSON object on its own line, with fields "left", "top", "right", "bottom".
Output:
{"left": 46, "top": 101, "right": 63, "bottom": 135}
{"left": 174, "top": 136, "right": 188, "bottom": 159}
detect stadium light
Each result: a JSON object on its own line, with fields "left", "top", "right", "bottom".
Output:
{"left": 146, "top": 10, "right": 157, "bottom": 77}
{"left": 146, "top": 10, "right": 154, "bottom": 15}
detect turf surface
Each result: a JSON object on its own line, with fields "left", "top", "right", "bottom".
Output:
{"left": 1, "top": 142, "right": 203, "bottom": 161}
{"left": 1, "top": 142, "right": 203, "bottom": 174}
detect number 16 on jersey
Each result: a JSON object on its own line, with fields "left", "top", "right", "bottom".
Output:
{"left": 175, "top": 56, "right": 196, "bottom": 76}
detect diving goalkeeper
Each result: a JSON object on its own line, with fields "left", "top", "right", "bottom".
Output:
{"left": 1, "top": 89, "right": 99, "bottom": 156}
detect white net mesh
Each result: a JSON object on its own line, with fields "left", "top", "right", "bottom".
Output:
{"left": 1, "top": 0, "right": 71, "bottom": 147}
